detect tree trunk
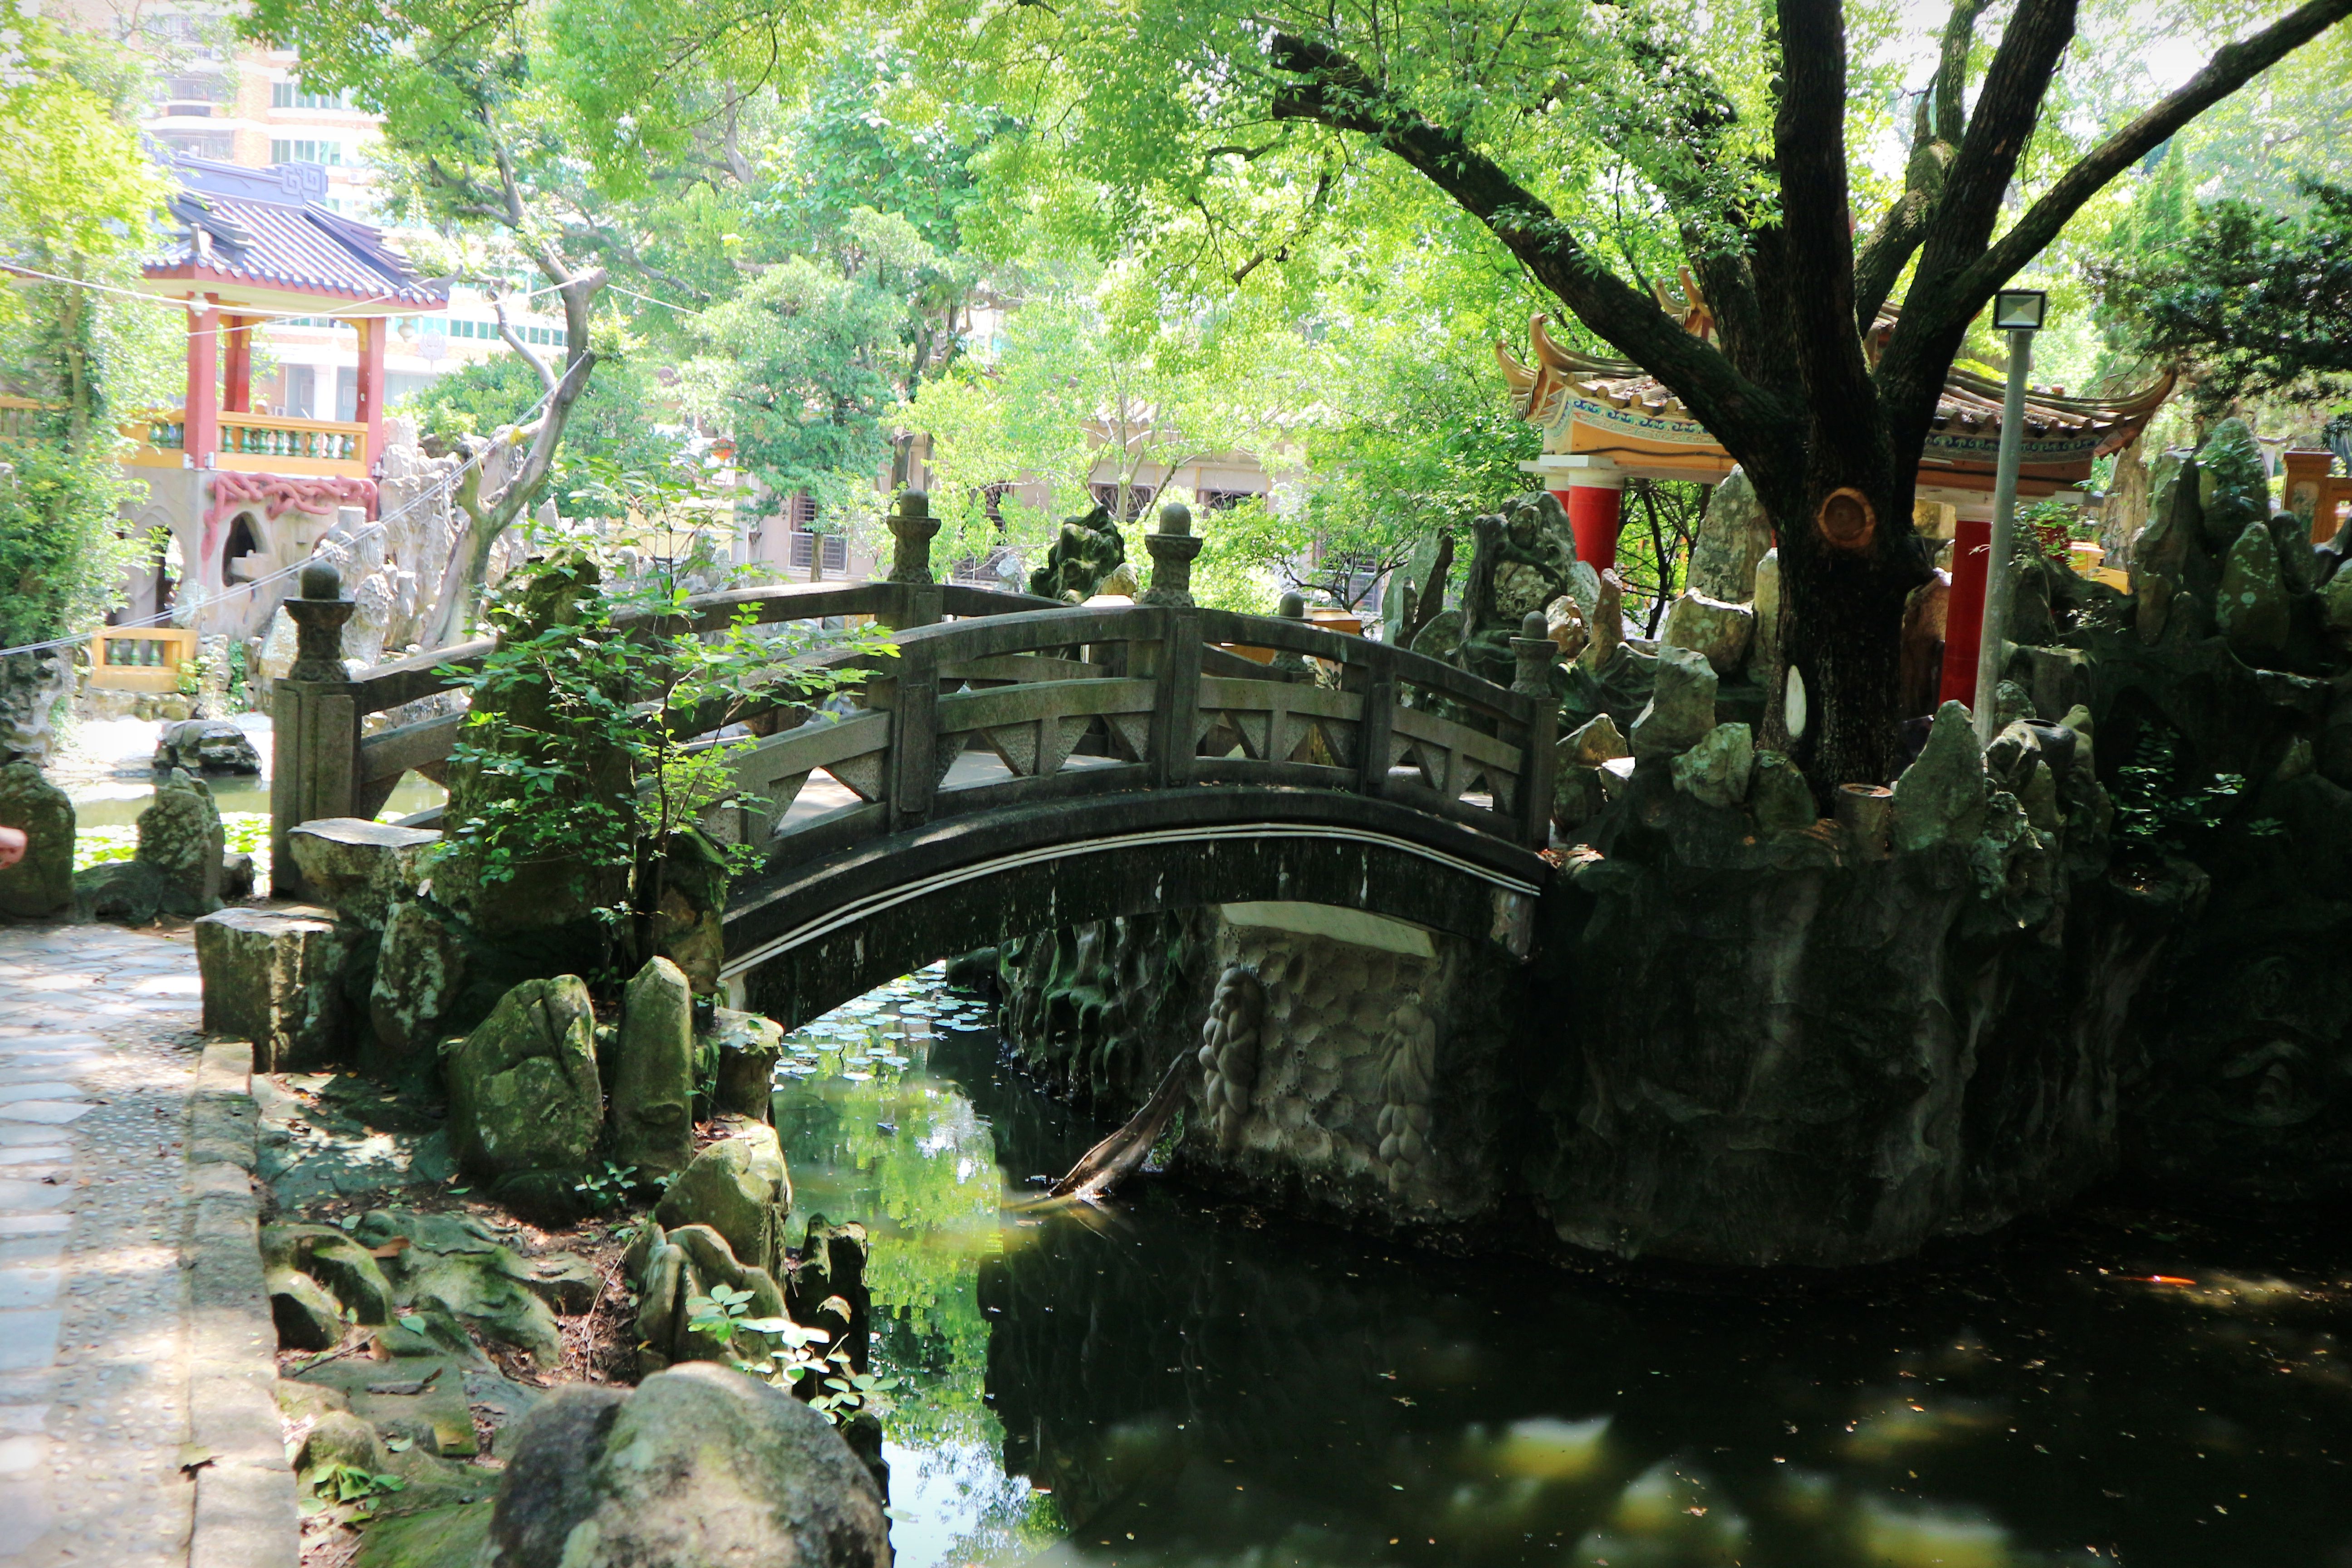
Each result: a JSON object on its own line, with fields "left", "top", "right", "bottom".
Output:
{"left": 1756, "top": 466, "right": 1922, "bottom": 797}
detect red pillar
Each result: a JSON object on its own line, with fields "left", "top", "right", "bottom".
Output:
{"left": 221, "top": 314, "right": 253, "bottom": 413}
{"left": 1938, "top": 517, "right": 1991, "bottom": 709}
{"left": 351, "top": 316, "right": 386, "bottom": 471}
{"left": 1552, "top": 480, "right": 1625, "bottom": 574}
{"left": 184, "top": 300, "right": 220, "bottom": 468}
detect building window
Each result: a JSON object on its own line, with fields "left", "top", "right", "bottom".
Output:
{"left": 157, "top": 132, "right": 235, "bottom": 159}
{"left": 272, "top": 81, "right": 352, "bottom": 110}
{"left": 1089, "top": 482, "right": 1155, "bottom": 522}
{"left": 270, "top": 139, "right": 343, "bottom": 166}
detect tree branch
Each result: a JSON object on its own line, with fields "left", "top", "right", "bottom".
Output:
{"left": 1951, "top": 0, "right": 2352, "bottom": 310}
{"left": 1266, "top": 31, "right": 1795, "bottom": 465}
{"left": 491, "top": 290, "right": 558, "bottom": 396}
{"left": 1772, "top": 0, "right": 1878, "bottom": 460}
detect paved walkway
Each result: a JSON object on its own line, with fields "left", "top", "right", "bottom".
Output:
{"left": 0, "top": 923, "right": 205, "bottom": 1566}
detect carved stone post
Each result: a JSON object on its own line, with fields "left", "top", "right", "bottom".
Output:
{"left": 1140, "top": 501, "right": 1205, "bottom": 608}
{"left": 270, "top": 562, "right": 361, "bottom": 898}
{"left": 1510, "top": 611, "right": 1557, "bottom": 698}
{"left": 1270, "top": 592, "right": 1312, "bottom": 680}
{"left": 882, "top": 490, "right": 944, "bottom": 629}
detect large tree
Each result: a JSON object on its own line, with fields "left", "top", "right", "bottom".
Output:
{"left": 862, "top": 0, "right": 2352, "bottom": 788}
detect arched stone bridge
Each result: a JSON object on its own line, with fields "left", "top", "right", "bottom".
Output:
{"left": 274, "top": 576, "right": 1556, "bottom": 1025}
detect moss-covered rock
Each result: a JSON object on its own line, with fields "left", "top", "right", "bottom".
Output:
{"left": 444, "top": 976, "right": 602, "bottom": 1180}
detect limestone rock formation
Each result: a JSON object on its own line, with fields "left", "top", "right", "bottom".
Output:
{"left": 0, "top": 649, "right": 72, "bottom": 768}
{"left": 1888, "top": 702, "right": 1988, "bottom": 853}
{"left": 485, "top": 1363, "right": 889, "bottom": 1568}
{"left": 78, "top": 768, "right": 225, "bottom": 921}
{"left": 708, "top": 1007, "right": 785, "bottom": 1121}
{"left": 1748, "top": 749, "right": 1816, "bottom": 831}
{"left": 445, "top": 976, "right": 603, "bottom": 1180}
{"left": 195, "top": 906, "right": 352, "bottom": 1071}
{"left": 1630, "top": 646, "right": 1719, "bottom": 760}
{"left": 1660, "top": 590, "right": 1756, "bottom": 676}
{"left": 0, "top": 760, "right": 73, "bottom": 917}
{"left": 369, "top": 898, "right": 471, "bottom": 1068}
{"left": 151, "top": 718, "right": 262, "bottom": 775}
{"left": 627, "top": 1219, "right": 790, "bottom": 1372}
{"left": 1030, "top": 504, "right": 1127, "bottom": 603}
{"left": 1687, "top": 468, "right": 1774, "bottom": 601}
{"left": 608, "top": 957, "right": 696, "bottom": 1176}
{"left": 2216, "top": 521, "right": 2291, "bottom": 658}
{"left": 287, "top": 817, "right": 441, "bottom": 930}
{"left": 654, "top": 1120, "right": 793, "bottom": 1275}
{"left": 1749, "top": 548, "right": 1782, "bottom": 681}
{"left": 1671, "top": 722, "right": 1754, "bottom": 808}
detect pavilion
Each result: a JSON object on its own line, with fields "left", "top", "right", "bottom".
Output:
{"left": 1498, "top": 311, "right": 2173, "bottom": 573}
{"left": 120, "top": 154, "right": 448, "bottom": 639}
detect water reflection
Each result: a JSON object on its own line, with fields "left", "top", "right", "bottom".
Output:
{"left": 770, "top": 969, "right": 2352, "bottom": 1568}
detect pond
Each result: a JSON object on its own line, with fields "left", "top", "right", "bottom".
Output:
{"left": 774, "top": 969, "right": 2351, "bottom": 1568}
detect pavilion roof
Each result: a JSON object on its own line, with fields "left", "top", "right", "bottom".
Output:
{"left": 1499, "top": 313, "right": 2172, "bottom": 462}
{"left": 141, "top": 155, "right": 448, "bottom": 312}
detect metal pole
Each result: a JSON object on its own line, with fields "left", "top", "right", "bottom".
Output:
{"left": 1972, "top": 327, "right": 2034, "bottom": 745}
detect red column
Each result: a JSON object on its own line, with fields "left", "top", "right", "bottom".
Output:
{"left": 351, "top": 316, "right": 386, "bottom": 471}
{"left": 1938, "top": 517, "right": 1991, "bottom": 709}
{"left": 184, "top": 300, "right": 220, "bottom": 468}
{"left": 1552, "top": 482, "right": 1625, "bottom": 574}
{"left": 221, "top": 314, "right": 253, "bottom": 413}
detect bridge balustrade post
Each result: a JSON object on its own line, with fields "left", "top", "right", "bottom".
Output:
{"left": 1147, "top": 608, "right": 1201, "bottom": 788}
{"left": 887, "top": 641, "right": 940, "bottom": 830}
{"left": 1356, "top": 671, "right": 1394, "bottom": 799}
{"left": 270, "top": 562, "right": 361, "bottom": 897}
{"left": 881, "top": 490, "right": 943, "bottom": 629}
{"left": 1139, "top": 500, "right": 1203, "bottom": 608}
{"left": 1510, "top": 610, "right": 1559, "bottom": 845}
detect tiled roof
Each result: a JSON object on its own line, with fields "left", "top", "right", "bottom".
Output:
{"left": 144, "top": 155, "right": 447, "bottom": 309}
{"left": 1500, "top": 311, "right": 2172, "bottom": 459}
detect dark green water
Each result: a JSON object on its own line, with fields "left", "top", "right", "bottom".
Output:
{"left": 772, "top": 970, "right": 2352, "bottom": 1568}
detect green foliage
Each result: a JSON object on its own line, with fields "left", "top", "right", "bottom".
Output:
{"left": 398, "top": 353, "right": 676, "bottom": 502}
{"left": 435, "top": 471, "right": 889, "bottom": 933}
{"left": 298, "top": 1462, "right": 408, "bottom": 1519}
{"left": 2097, "top": 180, "right": 2352, "bottom": 416}
{"left": 573, "top": 1161, "right": 641, "bottom": 1212}
{"left": 0, "top": 442, "right": 144, "bottom": 649}
{"left": 2110, "top": 730, "right": 2283, "bottom": 864}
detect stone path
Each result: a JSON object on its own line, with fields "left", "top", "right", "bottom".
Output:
{"left": 0, "top": 922, "right": 206, "bottom": 1565}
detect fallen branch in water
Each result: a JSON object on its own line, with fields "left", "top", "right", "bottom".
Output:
{"left": 1044, "top": 1049, "right": 1199, "bottom": 1203}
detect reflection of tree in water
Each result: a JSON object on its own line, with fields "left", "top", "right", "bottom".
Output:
{"left": 976, "top": 1192, "right": 2352, "bottom": 1567}
{"left": 776, "top": 993, "right": 2352, "bottom": 1568}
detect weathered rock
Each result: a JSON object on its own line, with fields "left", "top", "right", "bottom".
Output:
{"left": 269, "top": 1265, "right": 346, "bottom": 1350}
{"left": 654, "top": 830, "right": 729, "bottom": 995}
{"left": 1671, "top": 722, "right": 1754, "bottom": 809}
{"left": 369, "top": 898, "right": 471, "bottom": 1067}
{"left": 296, "top": 1410, "right": 389, "bottom": 1477}
{"left": 288, "top": 818, "right": 442, "bottom": 931}
{"left": 2195, "top": 417, "right": 2269, "bottom": 553}
{"left": 152, "top": 718, "right": 262, "bottom": 775}
{"left": 608, "top": 957, "right": 696, "bottom": 1177}
{"left": 1030, "top": 503, "right": 1127, "bottom": 602}
{"left": 138, "top": 768, "right": 224, "bottom": 915}
{"left": 485, "top": 1363, "right": 889, "bottom": 1568}
{"left": 1748, "top": 548, "right": 1782, "bottom": 682}
{"left": 196, "top": 907, "right": 352, "bottom": 1071}
{"left": 350, "top": 1209, "right": 566, "bottom": 1365}
{"left": 1888, "top": 701, "right": 1988, "bottom": 853}
{"left": 514, "top": 1254, "right": 602, "bottom": 1316}
{"left": 0, "top": 760, "right": 73, "bottom": 917}
{"left": 0, "top": 649, "right": 72, "bottom": 768}
{"left": 708, "top": 1008, "right": 785, "bottom": 1121}
{"left": 654, "top": 1120, "right": 791, "bottom": 1276}
{"left": 1573, "top": 566, "right": 1626, "bottom": 668}
{"left": 1660, "top": 590, "right": 1756, "bottom": 676}
{"left": 265, "top": 1223, "right": 397, "bottom": 1325}
{"left": 1688, "top": 467, "right": 1774, "bottom": 601}
{"left": 220, "top": 849, "right": 255, "bottom": 902}
{"left": 445, "top": 976, "right": 603, "bottom": 1179}
{"left": 1543, "top": 593, "right": 1589, "bottom": 660}
{"left": 1748, "top": 749, "right": 1817, "bottom": 831}
{"left": 2216, "top": 521, "right": 2291, "bottom": 659}
{"left": 2323, "top": 561, "right": 2352, "bottom": 653}
{"left": 1630, "top": 645, "right": 1719, "bottom": 760}
{"left": 1561, "top": 712, "right": 1629, "bottom": 769}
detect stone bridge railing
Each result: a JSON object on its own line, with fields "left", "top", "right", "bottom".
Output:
{"left": 268, "top": 507, "right": 1554, "bottom": 899}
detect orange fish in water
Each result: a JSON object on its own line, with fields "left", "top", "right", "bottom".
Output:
{"left": 2147, "top": 1275, "right": 2196, "bottom": 1286}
